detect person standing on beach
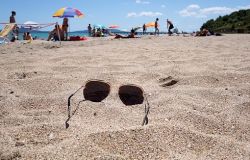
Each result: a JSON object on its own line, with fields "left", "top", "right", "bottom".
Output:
{"left": 10, "top": 11, "right": 16, "bottom": 23}
{"left": 143, "top": 24, "right": 147, "bottom": 35}
{"left": 10, "top": 11, "right": 19, "bottom": 40}
{"left": 88, "top": 24, "right": 92, "bottom": 37}
{"left": 62, "top": 17, "right": 69, "bottom": 40}
{"left": 155, "top": 18, "right": 159, "bottom": 35}
{"left": 167, "top": 19, "right": 174, "bottom": 36}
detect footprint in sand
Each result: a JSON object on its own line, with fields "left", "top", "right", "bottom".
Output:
{"left": 7, "top": 72, "right": 38, "bottom": 79}
{"left": 158, "top": 76, "right": 178, "bottom": 87}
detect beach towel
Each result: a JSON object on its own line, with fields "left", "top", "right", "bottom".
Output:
{"left": 69, "top": 36, "right": 87, "bottom": 41}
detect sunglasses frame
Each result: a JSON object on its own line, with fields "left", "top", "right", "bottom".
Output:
{"left": 65, "top": 79, "right": 150, "bottom": 128}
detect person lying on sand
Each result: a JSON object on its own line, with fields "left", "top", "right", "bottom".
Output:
{"left": 114, "top": 34, "right": 135, "bottom": 39}
{"left": 47, "top": 24, "right": 64, "bottom": 41}
{"left": 195, "top": 28, "right": 210, "bottom": 36}
{"left": 114, "top": 28, "right": 139, "bottom": 39}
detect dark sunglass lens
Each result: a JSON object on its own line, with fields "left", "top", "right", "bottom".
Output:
{"left": 119, "top": 85, "right": 144, "bottom": 106}
{"left": 84, "top": 81, "right": 110, "bottom": 102}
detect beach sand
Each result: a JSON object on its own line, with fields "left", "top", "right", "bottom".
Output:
{"left": 0, "top": 34, "right": 250, "bottom": 159}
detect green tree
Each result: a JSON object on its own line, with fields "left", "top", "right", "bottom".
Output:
{"left": 200, "top": 9, "right": 250, "bottom": 33}
{"left": 231, "top": 24, "right": 235, "bottom": 31}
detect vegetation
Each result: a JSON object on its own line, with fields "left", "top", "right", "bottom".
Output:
{"left": 201, "top": 9, "right": 250, "bottom": 33}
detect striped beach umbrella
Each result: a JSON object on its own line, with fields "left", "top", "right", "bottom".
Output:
{"left": 53, "top": 7, "right": 83, "bottom": 18}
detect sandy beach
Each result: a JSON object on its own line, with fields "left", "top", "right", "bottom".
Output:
{"left": 0, "top": 34, "right": 250, "bottom": 159}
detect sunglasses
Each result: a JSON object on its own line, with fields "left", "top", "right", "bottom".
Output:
{"left": 66, "top": 80, "right": 150, "bottom": 128}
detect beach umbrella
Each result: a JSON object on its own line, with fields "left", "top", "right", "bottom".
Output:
{"left": 19, "top": 21, "right": 41, "bottom": 32}
{"left": 22, "top": 21, "right": 40, "bottom": 29}
{"left": 109, "top": 25, "right": 119, "bottom": 29}
{"left": 52, "top": 7, "right": 84, "bottom": 41}
{"left": 93, "top": 24, "right": 106, "bottom": 29}
{"left": 19, "top": 21, "right": 55, "bottom": 33}
{"left": 145, "top": 22, "right": 155, "bottom": 28}
{"left": 53, "top": 7, "right": 83, "bottom": 18}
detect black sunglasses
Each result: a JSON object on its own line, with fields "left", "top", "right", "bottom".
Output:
{"left": 66, "top": 80, "right": 150, "bottom": 128}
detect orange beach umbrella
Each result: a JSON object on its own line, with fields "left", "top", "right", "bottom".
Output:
{"left": 145, "top": 22, "right": 160, "bottom": 28}
{"left": 145, "top": 22, "right": 155, "bottom": 28}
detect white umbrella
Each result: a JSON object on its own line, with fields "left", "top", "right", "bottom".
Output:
{"left": 22, "top": 21, "right": 41, "bottom": 29}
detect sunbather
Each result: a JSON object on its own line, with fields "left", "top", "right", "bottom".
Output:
{"left": 195, "top": 28, "right": 210, "bottom": 36}
{"left": 26, "top": 32, "right": 33, "bottom": 41}
{"left": 114, "top": 28, "right": 138, "bottom": 39}
{"left": 47, "top": 24, "right": 64, "bottom": 41}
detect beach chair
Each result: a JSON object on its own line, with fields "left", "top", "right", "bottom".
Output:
{"left": 0, "top": 23, "right": 15, "bottom": 44}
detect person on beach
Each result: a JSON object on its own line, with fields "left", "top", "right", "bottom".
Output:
{"left": 9, "top": 11, "right": 16, "bottom": 23}
{"left": 88, "top": 24, "right": 92, "bottom": 37}
{"left": 25, "top": 32, "right": 33, "bottom": 41}
{"left": 195, "top": 28, "right": 210, "bottom": 36}
{"left": 155, "top": 18, "right": 159, "bottom": 35}
{"left": 130, "top": 28, "right": 135, "bottom": 37}
{"left": 10, "top": 11, "right": 19, "bottom": 40}
{"left": 167, "top": 19, "right": 174, "bottom": 35}
{"left": 47, "top": 24, "right": 64, "bottom": 41}
{"left": 23, "top": 32, "right": 27, "bottom": 40}
{"left": 114, "top": 28, "right": 137, "bottom": 39}
{"left": 143, "top": 24, "right": 147, "bottom": 35}
{"left": 92, "top": 27, "right": 97, "bottom": 37}
{"left": 95, "top": 28, "right": 104, "bottom": 37}
{"left": 62, "top": 18, "right": 69, "bottom": 40}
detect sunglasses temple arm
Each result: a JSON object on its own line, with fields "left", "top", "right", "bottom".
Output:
{"left": 66, "top": 85, "right": 85, "bottom": 128}
{"left": 67, "top": 94, "right": 74, "bottom": 118}
{"left": 142, "top": 96, "right": 150, "bottom": 126}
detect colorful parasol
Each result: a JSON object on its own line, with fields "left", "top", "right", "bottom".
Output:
{"left": 93, "top": 24, "right": 106, "bottom": 29}
{"left": 109, "top": 25, "right": 119, "bottom": 29}
{"left": 53, "top": 7, "right": 83, "bottom": 18}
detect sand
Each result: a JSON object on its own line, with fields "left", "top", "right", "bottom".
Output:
{"left": 0, "top": 34, "right": 250, "bottom": 159}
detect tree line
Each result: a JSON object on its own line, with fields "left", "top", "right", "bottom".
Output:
{"left": 201, "top": 9, "right": 250, "bottom": 33}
